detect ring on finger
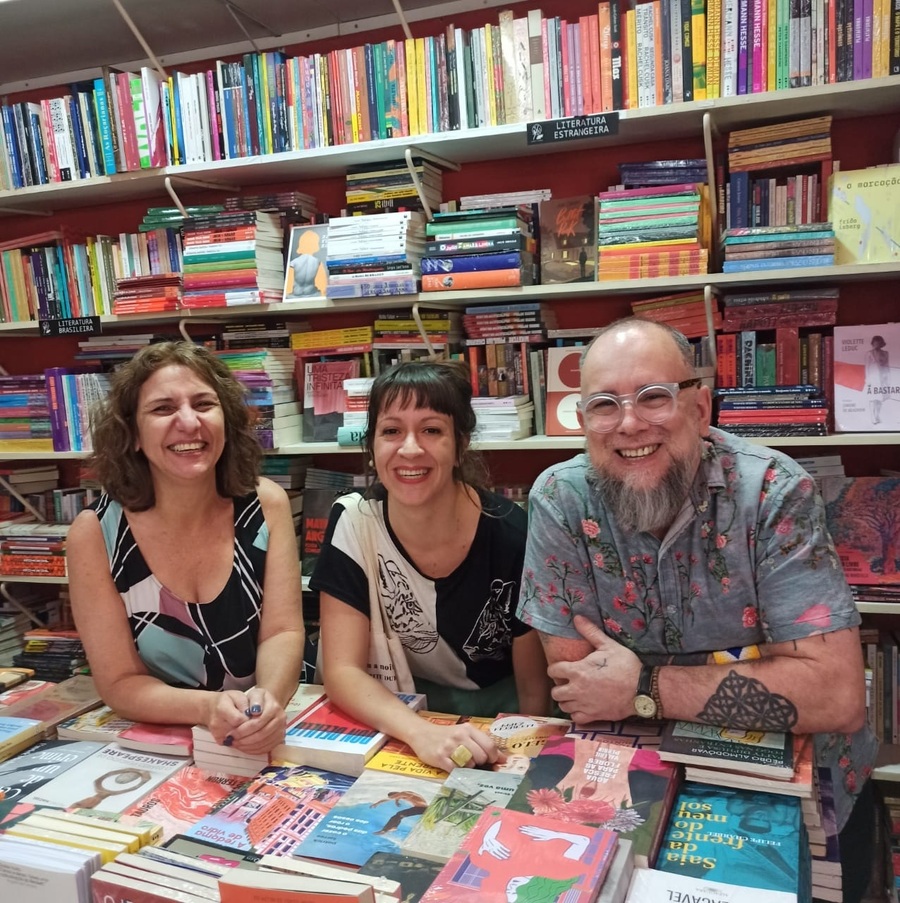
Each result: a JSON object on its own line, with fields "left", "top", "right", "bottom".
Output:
{"left": 450, "top": 744, "right": 473, "bottom": 767}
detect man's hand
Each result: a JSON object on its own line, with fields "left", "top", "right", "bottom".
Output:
{"left": 547, "top": 615, "right": 642, "bottom": 723}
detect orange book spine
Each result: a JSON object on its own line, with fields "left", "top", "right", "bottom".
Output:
{"left": 420, "top": 268, "right": 527, "bottom": 291}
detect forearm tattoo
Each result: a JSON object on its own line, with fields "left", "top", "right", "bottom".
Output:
{"left": 698, "top": 669, "right": 798, "bottom": 731}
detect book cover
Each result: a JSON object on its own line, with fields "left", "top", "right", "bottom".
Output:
{"left": 272, "top": 693, "right": 425, "bottom": 777}
{"left": 122, "top": 765, "right": 251, "bottom": 842}
{"left": 828, "top": 163, "right": 900, "bottom": 264}
{"left": 0, "top": 715, "right": 42, "bottom": 761}
{"left": 505, "top": 733, "right": 680, "bottom": 868}
{"left": 56, "top": 705, "right": 135, "bottom": 743}
{"left": 218, "top": 867, "right": 376, "bottom": 903}
{"left": 832, "top": 322, "right": 900, "bottom": 432}
{"left": 365, "top": 710, "right": 461, "bottom": 782}
{"left": 486, "top": 712, "right": 571, "bottom": 764}
{"left": 400, "top": 768, "right": 523, "bottom": 862}
{"left": 182, "top": 761, "right": 353, "bottom": 855}
{"left": 657, "top": 721, "right": 795, "bottom": 778}
{"left": 294, "top": 769, "right": 443, "bottom": 867}
{"left": 20, "top": 742, "right": 189, "bottom": 812}
{"left": 0, "top": 674, "right": 100, "bottom": 737}
{"left": 820, "top": 475, "right": 900, "bottom": 584}
{"left": 538, "top": 196, "right": 597, "bottom": 283}
{"left": 302, "top": 358, "right": 360, "bottom": 442}
{"left": 283, "top": 223, "right": 328, "bottom": 300}
{"left": 358, "top": 850, "right": 443, "bottom": 903}
{"left": 116, "top": 723, "right": 193, "bottom": 757}
{"left": 627, "top": 867, "right": 798, "bottom": 901}
{"left": 544, "top": 346, "right": 584, "bottom": 437}
{"left": 656, "top": 781, "right": 806, "bottom": 897}
{"left": 419, "top": 805, "right": 619, "bottom": 903}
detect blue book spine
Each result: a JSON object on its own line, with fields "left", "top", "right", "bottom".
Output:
{"left": 66, "top": 95, "right": 89, "bottom": 178}
{"left": 24, "top": 106, "right": 49, "bottom": 185}
{"left": 50, "top": 246, "right": 72, "bottom": 318}
{"left": 421, "top": 252, "right": 529, "bottom": 274}
{"left": 92, "top": 77, "right": 118, "bottom": 175}
{"left": 1, "top": 105, "right": 24, "bottom": 189}
{"left": 722, "top": 255, "right": 835, "bottom": 271}
{"left": 729, "top": 171, "right": 750, "bottom": 229}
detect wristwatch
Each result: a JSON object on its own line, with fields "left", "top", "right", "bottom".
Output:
{"left": 633, "top": 664, "right": 660, "bottom": 718}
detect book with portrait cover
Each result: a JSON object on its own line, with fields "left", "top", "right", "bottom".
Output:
{"left": 819, "top": 475, "right": 900, "bottom": 585}
{"left": 292, "top": 769, "right": 443, "bottom": 868}
{"left": 656, "top": 782, "right": 807, "bottom": 898}
{"left": 419, "top": 805, "right": 619, "bottom": 903}
{"left": 301, "top": 358, "right": 361, "bottom": 442}
{"left": 182, "top": 762, "right": 353, "bottom": 855}
{"left": 505, "top": 732, "right": 680, "bottom": 868}
{"left": 282, "top": 223, "right": 328, "bottom": 301}
{"left": 400, "top": 767, "right": 523, "bottom": 863}
{"left": 832, "top": 323, "right": 900, "bottom": 432}
{"left": 657, "top": 721, "right": 795, "bottom": 779}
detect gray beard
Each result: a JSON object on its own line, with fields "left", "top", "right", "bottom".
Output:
{"left": 589, "top": 453, "right": 697, "bottom": 535}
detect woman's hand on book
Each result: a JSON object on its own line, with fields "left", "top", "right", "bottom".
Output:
{"left": 206, "top": 688, "right": 287, "bottom": 755}
{"left": 409, "top": 722, "right": 500, "bottom": 772}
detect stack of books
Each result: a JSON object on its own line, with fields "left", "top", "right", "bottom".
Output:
{"left": 421, "top": 206, "right": 536, "bottom": 292}
{"left": 325, "top": 212, "right": 425, "bottom": 298}
{"left": 12, "top": 627, "right": 85, "bottom": 682}
{"left": 721, "top": 223, "right": 837, "bottom": 273}
{"left": 720, "top": 287, "right": 840, "bottom": 333}
{"left": 335, "top": 376, "right": 374, "bottom": 449}
{"left": 111, "top": 273, "right": 182, "bottom": 315}
{"left": 190, "top": 725, "right": 268, "bottom": 778}
{"left": 726, "top": 115, "right": 833, "bottom": 231}
{"left": 373, "top": 309, "right": 463, "bottom": 355}
{"left": 596, "top": 184, "right": 710, "bottom": 279}
{"left": 471, "top": 395, "right": 536, "bottom": 442}
{"left": 73, "top": 333, "right": 157, "bottom": 368}
{"left": 180, "top": 210, "right": 285, "bottom": 308}
{"left": 214, "top": 348, "right": 301, "bottom": 449}
{"left": 714, "top": 385, "right": 828, "bottom": 438}
{"left": 0, "top": 374, "right": 53, "bottom": 454}
{"left": 344, "top": 157, "right": 442, "bottom": 216}
{"left": 630, "top": 291, "right": 722, "bottom": 340}
{"left": 617, "top": 158, "right": 709, "bottom": 189}
{"left": 224, "top": 190, "right": 318, "bottom": 220}
{"left": 459, "top": 187, "right": 551, "bottom": 210}
{"left": 0, "top": 521, "right": 69, "bottom": 579}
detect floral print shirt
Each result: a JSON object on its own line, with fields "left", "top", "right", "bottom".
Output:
{"left": 517, "top": 428, "right": 877, "bottom": 830}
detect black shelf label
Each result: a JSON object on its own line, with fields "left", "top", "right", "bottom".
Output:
{"left": 527, "top": 113, "right": 620, "bottom": 145}
{"left": 40, "top": 317, "right": 102, "bottom": 337}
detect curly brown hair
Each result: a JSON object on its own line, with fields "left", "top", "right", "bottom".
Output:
{"left": 363, "top": 358, "right": 489, "bottom": 492}
{"left": 88, "top": 341, "right": 262, "bottom": 511}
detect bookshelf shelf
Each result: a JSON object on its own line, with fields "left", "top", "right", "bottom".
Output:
{"left": 0, "top": 574, "right": 68, "bottom": 585}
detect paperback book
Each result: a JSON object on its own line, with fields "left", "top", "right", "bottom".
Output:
{"left": 420, "top": 805, "right": 619, "bottom": 903}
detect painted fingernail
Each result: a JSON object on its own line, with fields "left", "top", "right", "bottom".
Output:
{"left": 223, "top": 735, "right": 234, "bottom": 747}
{"left": 250, "top": 704, "right": 262, "bottom": 715}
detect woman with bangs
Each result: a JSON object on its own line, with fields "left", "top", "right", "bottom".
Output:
{"left": 310, "top": 359, "right": 551, "bottom": 772}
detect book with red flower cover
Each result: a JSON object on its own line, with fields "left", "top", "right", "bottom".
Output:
{"left": 419, "top": 805, "right": 619, "bottom": 903}
{"left": 505, "top": 732, "right": 680, "bottom": 868}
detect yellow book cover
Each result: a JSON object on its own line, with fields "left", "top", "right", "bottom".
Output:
{"left": 767, "top": 0, "right": 778, "bottom": 89}
{"left": 829, "top": 164, "right": 900, "bottom": 265}
{"left": 706, "top": 0, "right": 723, "bottom": 98}
{"left": 872, "top": 0, "right": 886, "bottom": 76}
{"left": 20, "top": 813, "right": 141, "bottom": 852}
{"left": 260, "top": 52, "right": 276, "bottom": 155}
{"left": 56, "top": 808, "right": 165, "bottom": 846}
{"left": 405, "top": 37, "right": 419, "bottom": 135}
{"left": 415, "top": 36, "right": 428, "bottom": 135}
{"left": 691, "top": 0, "right": 708, "bottom": 99}
{"left": 625, "top": 8, "right": 639, "bottom": 109}
{"left": 5, "top": 823, "right": 126, "bottom": 864}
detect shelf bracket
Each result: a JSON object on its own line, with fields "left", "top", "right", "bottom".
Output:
{"left": 0, "top": 474, "right": 47, "bottom": 523}
{"left": 403, "top": 147, "right": 461, "bottom": 223}
{"left": 220, "top": 0, "right": 280, "bottom": 54}
{"left": 164, "top": 175, "right": 242, "bottom": 218}
{"left": 702, "top": 112, "right": 721, "bottom": 272}
{"left": 390, "top": 0, "right": 414, "bottom": 40}
{"left": 0, "top": 206, "right": 53, "bottom": 217}
{"left": 110, "top": 0, "right": 169, "bottom": 81}
{"left": 411, "top": 298, "right": 457, "bottom": 358}
{"left": 0, "top": 583, "right": 46, "bottom": 629}
{"left": 178, "top": 317, "right": 226, "bottom": 343}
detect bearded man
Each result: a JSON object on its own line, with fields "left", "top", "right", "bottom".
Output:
{"left": 517, "top": 317, "right": 876, "bottom": 903}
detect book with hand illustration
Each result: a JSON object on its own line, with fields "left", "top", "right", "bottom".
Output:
{"left": 420, "top": 805, "right": 619, "bottom": 903}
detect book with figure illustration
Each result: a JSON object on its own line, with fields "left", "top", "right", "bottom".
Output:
{"left": 505, "top": 732, "right": 680, "bottom": 868}
{"left": 656, "top": 781, "right": 806, "bottom": 898}
{"left": 292, "top": 769, "right": 443, "bottom": 868}
{"left": 419, "top": 805, "right": 619, "bottom": 903}
{"left": 400, "top": 767, "right": 524, "bottom": 862}
{"left": 832, "top": 323, "right": 900, "bottom": 433}
{"left": 657, "top": 720, "right": 795, "bottom": 778}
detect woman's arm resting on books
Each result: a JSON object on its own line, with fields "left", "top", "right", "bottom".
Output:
{"left": 542, "top": 614, "right": 866, "bottom": 734}
{"left": 512, "top": 629, "right": 553, "bottom": 716}
{"left": 319, "top": 591, "right": 499, "bottom": 772}
{"left": 227, "top": 479, "right": 305, "bottom": 755}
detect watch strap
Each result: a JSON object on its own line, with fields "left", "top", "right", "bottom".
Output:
{"left": 650, "top": 666, "right": 663, "bottom": 719}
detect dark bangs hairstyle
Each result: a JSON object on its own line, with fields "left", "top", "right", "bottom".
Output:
{"left": 363, "top": 358, "right": 489, "bottom": 491}
{"left": 88, "top": 341, "right": 262, "bottom": 511}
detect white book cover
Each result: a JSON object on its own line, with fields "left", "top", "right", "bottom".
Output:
{"left": 626, "top": 867, "right": 798, "bottom": 902}
{"left": 544, "top": 346, "right": 584, "bottom": 436}
{"left": 21, "top": 742, "right": 188, "bottom": 812}
{"left": 833, "top": 323, "right": 900, "bottom": 432}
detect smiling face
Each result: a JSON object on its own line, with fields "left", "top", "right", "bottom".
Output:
{"left": 134, "top": 364, "right": 225, "bottom": 486}
{"left": 579, "top": 323, "right": 711, "bottom": 532}
{"left": 372, "top": 398, "right": 461, "bottom": 508}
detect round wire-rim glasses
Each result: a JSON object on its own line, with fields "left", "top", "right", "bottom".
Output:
{"left": 577, "top": 378, "right": 702, "bottom": 433}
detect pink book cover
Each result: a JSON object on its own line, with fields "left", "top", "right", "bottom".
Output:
{"left": 421, "top": 806, "right": 618, "bottom": 903}
{"left": 117, "top": 722, "right": 194, "bottom": 755}
{"left": 751, "top": 0, "right": 766, "bottom": 92}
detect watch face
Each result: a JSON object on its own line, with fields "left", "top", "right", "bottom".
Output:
{"left": 633, "top": 694, "right": 657, "bottom": 718}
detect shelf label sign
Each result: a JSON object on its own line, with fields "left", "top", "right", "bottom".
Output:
{"left": 527, "top": 113, "right": 620, "bottom": 145}
{"left": 40, "top": 317, "right": 102, "bottom": 337}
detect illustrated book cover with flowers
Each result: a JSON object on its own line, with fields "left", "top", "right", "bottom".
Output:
{"left": 504, "top": 732, "right": 680, "bottom": 868}
{"left": 419, "top": 805, "right": 618, "bottom": 903}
